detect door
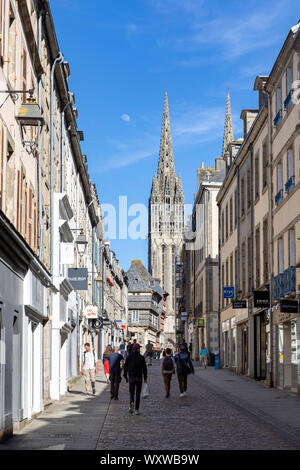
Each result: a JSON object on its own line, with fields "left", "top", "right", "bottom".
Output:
{"left": 242, "top": 326, "right": 248, "bottom": 375}
{"left": 277, "top": 325, "right": 284, "bottom": 389}
{"left": 12, "top": 315, "right": 21, "bottom": 422}
{"left": 0, "top": 308, "right": 4, "bottom": 430}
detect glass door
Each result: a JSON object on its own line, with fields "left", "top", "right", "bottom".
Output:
{"left": 278, "top": 325, "right": 284, "bottom": 389}
{"left": 291, "top": 320, "right": 298, "bottom": 392}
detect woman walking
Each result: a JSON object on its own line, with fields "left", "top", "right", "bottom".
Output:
{"left": 103, "top": 345, "right": 112, "bottom": 383}
{"left": 161, "top": 348, "right": 175, "bottom": 398}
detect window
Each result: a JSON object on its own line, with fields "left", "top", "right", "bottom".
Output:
{"left": 225, "top": 204, "right": 228, "bottom": 240}
{"left": 226, "top": 259, "right": 228, "bottom": 306}
{"left": 241, "top": 242, "right": 246, "bottom": 295}
{"left": 247, "top": 169, "right": 251, "bottom": 210}
{"left": 289, "top": 229, "right": 295, "bottom": 267}
{"left": 234, "top": 190, "right": 237, "bottom": 228}
{"left": 262, "top": 142, "right": 268, "bottom": 189}
{"left": 229, "top": 197, "right": 233, "bottom": 234}
{"left": 276, "top": 87, "right": 281, "bottom": 114}
{"left": 263, "top": 220, "right": 269, "bottom": 284}
{"left": 248, "top": 237, "right": 252, "bottom": 292}
{"left": 131, "top": 310, "right": 139, "bottom": 323}
{"left": 222, "top": 264, "right": 224, "bottom": 308}
{"left": 230, "top": 254, "right": 233, "bottom": 290}
{"left": 241, "top": 177, "right": 245, "bottom": 217}
{"left": 286, "top": 66, "right": 293, "bottom": 95}
{"left": 287, "top": 149, "right": 294, "bottom": 179}
{"left": 221, "top": 211, "right": 224, "bottom": 244}
{"left": 255, "top": 228, "right": 260, "bottom": 288}
{"left": 255, "top": 153, "right": 259, "bottom": 200}
{"left": 277, "top": 162, "right": 283, "bottom": 192}
{"left": 8, "top": 5, "right": 16, "bottom": 88}
{"left": 278, "top": 238, "right": 284, "bottom": 274}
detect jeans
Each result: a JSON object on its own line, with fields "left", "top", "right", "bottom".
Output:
{"left": 129, "top": 377, "right": 143, "bottom": 410}
{"left": 200, "top": 356, "right": 207, "bottom": 367}
{"left": 177, "top": 370, "right": 187, "bottom": 393}
{"left": 110, "top": 372, "right": 121, "bottom": 398}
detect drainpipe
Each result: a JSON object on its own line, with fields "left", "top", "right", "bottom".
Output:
{"left": 266, "top": 90, "right": 274, "bottom": 388}
{"left": 217, "top": 200, "right": 221, "bottom": 362}
{"left": 49, "top": 51, "right": 64, "bottom": 381}
{"left": 60, "top": 92, "right": 73, "bottom": 193}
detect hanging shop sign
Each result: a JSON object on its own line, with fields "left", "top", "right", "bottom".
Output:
{"left": 198, "top": 318, "right": 205, "bottom": 328}
{"left": 232, "top": 300, "right": 247, "bottom": 309}
{"left": 253, "top": 290, "right": 270, "bottom": 308}
{"left": 223, "top": 286, "right": 235, "bottom": 298}
{"left": 280, "top": 300, "right": 298, "bottom": 314}
{"left": 181, "top": 311, "right": 187, "bottom": 321}
{"left": 68, "top": 268, "right": 88, "bottom": 290}
{"left": 84, "top": 305, "right": 98, "bottom": 319}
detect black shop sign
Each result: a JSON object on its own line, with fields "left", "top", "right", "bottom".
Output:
{"left": 254, "top": 290, "right": 270, "bottom": 308}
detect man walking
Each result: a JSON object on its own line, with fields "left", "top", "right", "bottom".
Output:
{"left": 124, "top": 343, "right": 147, "bottom": 415}
{"left": 199, "top": 343, "right": 209, "bottom": 368}
{"left": 145, "top": 340, "right": 153, "bottom": 366}
{"left": 81, "top": 343, "right": 98, "bottom": 396}
{"left": 161, "top": 348, "right": 175, "bottom": 398}
{"left": 175, "top": 343, "right": 194, "bottom": 397}
{"left": 108, "top": 346, "right": 124, "bottom": 400}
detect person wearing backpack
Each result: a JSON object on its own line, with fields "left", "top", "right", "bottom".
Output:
{"left": 161, "top": 348, "right": 175, "bottom": 398}
{"left": 174, "top": 343, "right": 194, "bottom": 397}
{"left": 81, "top": 343, "right": 98, "bottom": 396}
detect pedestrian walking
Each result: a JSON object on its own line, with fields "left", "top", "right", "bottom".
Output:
{"left": 199, "top": 343, "right": 209, "bottom": 368}
{"left": 124, "top": 343, "right": 147, "bottom": 415}
{"left": 162, "top": 349, "right": 166, "bottom": 357}
{"left": 145, "top": 340, "right": 153, "bottom": 366}
{"left": 175, "top": 343, "right": 194, "bottom": 397}
{"left": 103, "top": 345, "right": 112, "bottom": 384}
{"left": 81, "top": 343, "right": 98, "bottom": 396}
{"left": 109, "top": 346, "right": 124, "bottom": 400}
{"left": 161, "top": 348, "right": 175, "bottom": 398}
{"left": 181, "top": 339, "right": 188, "bottom": 352}
{"left": 119, "top": 342, "right": 126, "bottom": 360}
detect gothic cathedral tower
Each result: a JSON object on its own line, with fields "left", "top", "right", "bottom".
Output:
{"left": 148, "top": 91, "right": 185, "bottom": 345}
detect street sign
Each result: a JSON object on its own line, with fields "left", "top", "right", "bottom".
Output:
{"left": 198, "top": 318, "right": 205, "bottom": 328}
{"left": 102, "top": 319, "right": 111, "bottom": 326}
{"left": 92, "top": 318, "right": 103, "bottom": 329}
{"left": 68, "top": 268, "right": 88, "bottom": 290}
{"left": 253, "top": 290, "right": 270, "bottom": 308}
{"left": 232, "top": 301, "right": 247, "bottom": 309}
{"left": 280, "top": 300, "right": 298, "bottom": 314}
{"left": 181, "top": 311, "right": 187, "bottom": 321}
{"left": 223, "top": 286, "right": 235, "bottom": 298}
{"left": 84, "top": 305, "right": 98, "bottom": 319}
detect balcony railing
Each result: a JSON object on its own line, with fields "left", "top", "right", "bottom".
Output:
{"left": 284, "top": 90, "right": 292, "bottom": 110}
{"left": 274, "top": 267, "right": 295, "bottom": 299}
{"left": 273, "top": 109, "right": 282, "bottom": 128}
{"left": 285, "top": 175, "right": 294, "bottom": 194}
{"left": 275, "top": 189, "right": 283, "bottom": 205}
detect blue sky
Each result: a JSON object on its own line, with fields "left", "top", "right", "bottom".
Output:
{"left": 51, "top": 0, "right": 300, "bottom": 271}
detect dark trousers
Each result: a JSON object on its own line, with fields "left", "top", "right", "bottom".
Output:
{"left": 129, "top": 377, "right": 142, "bottom": 410}
{"left": 177, "top": 370, "right": 187, "bottom": 393}
{"left": 110, "top": 372, "right": 121, "bottom": 398}
{"left": 162, "top": 373, "right": 172, "bottom": 394}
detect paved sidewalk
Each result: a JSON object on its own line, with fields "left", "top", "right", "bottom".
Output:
{"left": 194, "top": 364, "right": 300, "bottom": 443}
{"left": 0, "top": 369, "right": 110, "bottom": 450}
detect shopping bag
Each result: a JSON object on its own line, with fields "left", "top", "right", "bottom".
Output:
{"left": 142, "top": 383, "right": 149, "bottom": 399}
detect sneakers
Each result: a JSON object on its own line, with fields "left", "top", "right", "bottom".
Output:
{"left": 183, "top": 391, "right": 187, "bottom": 396}
{"left": 129, "top": 402, "right": 134, "bottom": 414}
{"left": 93, "top": 388, "right": 96, "bottom": 395}
{"left": 179, "top": 393, "right": 184, "bottom": 397}
{"left": 165, "top": 392, "right": 170, "bottom": 398}
{"left": 135, "top": 410, "right": 140, "bottom": 415}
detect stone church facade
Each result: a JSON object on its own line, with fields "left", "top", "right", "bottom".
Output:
{"left": 148, "top": 92, "right": 185, "bottom": 346}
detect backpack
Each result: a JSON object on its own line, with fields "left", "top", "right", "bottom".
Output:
{"left": 163, "top": 356, "right": 174, "bottom": 371}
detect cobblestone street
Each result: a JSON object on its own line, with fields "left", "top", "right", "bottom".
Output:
{"left": 2, "top": 361, "right": 300, "bottom": 450}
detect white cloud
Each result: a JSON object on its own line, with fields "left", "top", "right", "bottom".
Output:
{"left": 121, "top": 114, "right": 131, "bottom": 122}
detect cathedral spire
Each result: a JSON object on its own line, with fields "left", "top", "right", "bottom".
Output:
{"left": 157, "top": 91, "right": 176, "bottom": 187}
{"left": 222, "top": 91, "right": 234, "bottom": 157}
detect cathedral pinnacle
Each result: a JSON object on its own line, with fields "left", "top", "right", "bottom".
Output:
{"left": 222, "top": 91, "right": 234, "bottom": 158}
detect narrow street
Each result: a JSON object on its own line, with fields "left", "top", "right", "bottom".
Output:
{"left": 2, "top": 362, "right": 300, "bottom": 451}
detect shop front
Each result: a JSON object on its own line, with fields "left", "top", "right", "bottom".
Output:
{"left": 222, "top": 320, "right": 230, "bottom": 368}
{"left": 275, "top": 307, "right": 299, "bottom": 393}
{"left": 253, "top": 310, "right": 269, "bottom": 381}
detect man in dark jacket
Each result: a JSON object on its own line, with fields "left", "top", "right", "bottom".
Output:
{"left": 175, "top": 343, "right": 194, "bottom": 397}
{"left": 124, "top": 343, "right": 147, "bottom": 415}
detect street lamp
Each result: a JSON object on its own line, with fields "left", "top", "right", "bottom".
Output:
{"left": 16, "top": 93, "right": 44, "bottom": 154}
{"left": 95, "top": 274, "right": 102, "bottom": 290}
{"left": 75, "top": 229, "right": 88, "bottom": 257}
